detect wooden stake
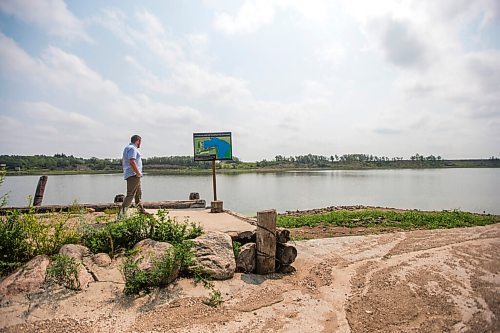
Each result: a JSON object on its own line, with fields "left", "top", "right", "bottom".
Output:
{"left": 212, "top": 159, "right": 217, "bottom": 201}
{"left": 255, "top": 209, "right": 277, "bottom": 274}
{"left": 33, "top": 176, "right": 48, "bottom": 206}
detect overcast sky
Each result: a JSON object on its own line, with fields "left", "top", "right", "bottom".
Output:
{"left": 0, "top": 0, "right": 499, "bottom": 161}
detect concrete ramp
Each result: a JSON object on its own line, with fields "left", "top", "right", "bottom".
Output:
{"left": 146, "top": 208, "right": 256, "bottom": 237}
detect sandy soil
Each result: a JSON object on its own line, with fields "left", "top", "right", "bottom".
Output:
{"left": 1, "top": 224, "right": 499, "bottom": 333}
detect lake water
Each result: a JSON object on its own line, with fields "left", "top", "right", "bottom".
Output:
{"left": 2, "top": 168, "right": 500, "bottom": 215}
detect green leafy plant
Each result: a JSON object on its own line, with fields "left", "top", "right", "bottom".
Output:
{"left": 232, "top": 241, "right": 241, "bottom": 258}
{"left": 46, "top": 254, "right": 81, "bottom": 290}
{"left": 81, "top": 210, "right": 202, "bottom": 256}
{"left": 0, "top": 209, "right": 80, "bottom": 275}
{"left": 122, "top": 256, "right": 151, "bottom": 295}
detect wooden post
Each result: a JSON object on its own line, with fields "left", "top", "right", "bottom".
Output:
{"left": 33, "top": 176, "right": 48, "bottom": 206}
{"left": 255, "top": 209, "right": 277, "bottom": 274}
{"left": 212, "top": 159, "right": 217, "bottom": 201}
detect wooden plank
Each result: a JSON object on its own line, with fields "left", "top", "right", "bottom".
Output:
{"left": 255, "top": 209, "right": 277, "bottom": 274}
{"left": 0, "top": 200, "right": 206, "bottom": 215}
{"left": 33, "top": 176, "right": 48, "bottom": 206}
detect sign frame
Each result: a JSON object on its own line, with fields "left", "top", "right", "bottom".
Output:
{"left": 193, "top": 132, "right": 233, "bottom": 161}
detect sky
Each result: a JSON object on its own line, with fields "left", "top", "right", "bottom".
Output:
{"left": 0, "top": 0, "right": 499, "bottom": 161}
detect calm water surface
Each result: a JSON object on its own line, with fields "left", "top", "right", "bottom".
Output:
{"left": 3, "top": 169, "right": 500, "bottom": 215}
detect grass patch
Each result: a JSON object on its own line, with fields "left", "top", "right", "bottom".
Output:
{"left": 278, "top": 209, "right": 500, "bottom": 230}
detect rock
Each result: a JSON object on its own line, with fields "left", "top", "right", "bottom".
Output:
{"left": 59, "top": 244, "right": 91, "bottom": 261}
{"left": 193, "top": 231, "right": 236, "bottom": 280}
{"left": 234, "top": 230, "right": 256, "bottom": 243}
{"left": 82, "top": 255, "right": 124, "bottom": 284}
{"left": 93, "top": 253, "right": 112, "bottom": 267}
{"left": 279, "top": 265, "right": 296, "bottom": 274}
{"left": 0, "top": 255, "right": 50, "bottom": 295}
{"left": 236, "top": 243, "right": 256, "bottom": 273}
{"left": 276, "top": 228, "right": 291, "bottom": 243}
{"left": 276, "top": 243, "right": 297, "bottom": 266}
{"left": 58, "top": 244, "right": 94, "bottom": 289}
{"left": 132, "top": 239, "right": 179, "bottom": 284}
{"left": 114, "top": 194, "right": 125, "bottom": 203}
{"left": 189, "top": 192, "right": 200, "bottom": 200}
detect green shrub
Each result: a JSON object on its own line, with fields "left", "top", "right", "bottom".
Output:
{"left": 154, "top": 209, "right": 203, "bottom": 244}
{"left": 81, "top": 210, "right": 202, "bottom": 256}
{"left": 0, "top": 210, "right": 80, "bottom": 276}
{"left": 123, "top": 243, "right": 193, "bottom": 295}
{"left": 122, "top": 256, "right": 151, "bottom": 295}
{"left": 46, "top": 254, "right": 81, "bottom": 290}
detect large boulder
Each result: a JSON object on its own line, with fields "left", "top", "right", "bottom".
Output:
{"left": 236, "top": 242, "right": 256, "bottom": 273}
{"left": 59, "top": 244, "right": 91, "bottom": 261}
{"left": 0, "top": 255, "right": 50, "bottom": 296}
{"left": 81, "top": 253, "right": 124, "bottom": 284}
{"left": 58, "top": 244, "right": 94, "bottom": 289}
{"left": 192, "top": 231, "right": 236, "bottom": 280}
{"left": 131, "top": 239, "right": 179, "bottom": 284}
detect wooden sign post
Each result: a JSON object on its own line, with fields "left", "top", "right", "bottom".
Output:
{"left": 193, "top": 132, "right": 232, "bottom": 213}
{"left": 212, "top": 159, "right": 217, "bottom": 201}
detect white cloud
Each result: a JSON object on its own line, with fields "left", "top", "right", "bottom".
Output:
{"left": 214, "top": 0, "right": 275, "bottom": 34}
{"left": 213, "top": 0, "right": 332, "bottom": 35}
{"left": 21, "top": 102, "right": 100, "bottom": 128}
{"left": 0, "top": 0, "right": 91, "bottom": 41}
{"left": 0, "top": 31, "right": 204, "bottom": 157}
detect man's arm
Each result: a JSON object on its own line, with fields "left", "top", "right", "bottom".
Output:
{"left": 129, "top": 159, "right": 142, "bottom": 177}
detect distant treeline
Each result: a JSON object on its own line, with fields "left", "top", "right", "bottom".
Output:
{"left": 0, "top": 153, "right": 499, "bottom": 173}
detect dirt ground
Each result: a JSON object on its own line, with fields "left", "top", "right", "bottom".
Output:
{"left": 1, "top": 223, "right": 499, "bottom": 333}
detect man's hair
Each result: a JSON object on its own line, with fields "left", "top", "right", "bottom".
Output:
{"left": 131, "top": 135, "right": 141, "bottom": 143}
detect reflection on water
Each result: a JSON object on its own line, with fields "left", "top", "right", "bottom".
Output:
{"left": 3, "top": 168, "right": 500, "bottom": 215}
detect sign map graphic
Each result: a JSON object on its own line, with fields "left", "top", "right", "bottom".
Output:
{"left": 193, "top": 132, "right": 232, "bottom": 161}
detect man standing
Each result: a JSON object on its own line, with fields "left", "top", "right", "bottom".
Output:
{"left": 118, "top": 135, "right": 146, "bottom": 219}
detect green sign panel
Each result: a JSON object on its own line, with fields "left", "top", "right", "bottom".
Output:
{"left": 193, "top": 132, "right": 232, "bottom": 161}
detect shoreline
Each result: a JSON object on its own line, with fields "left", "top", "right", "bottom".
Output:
{"left": 6, "top": 164, "right": 500, "bottom": 176}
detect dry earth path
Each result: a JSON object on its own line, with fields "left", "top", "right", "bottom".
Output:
{"left": 1, "top": 224, "right": 498, "bottom": 333}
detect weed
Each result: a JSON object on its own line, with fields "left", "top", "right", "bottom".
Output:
{"left": 203, "top": 288, "right": 223, "bottom": 307}
{"left": 46, "top": 254, "right": 81, "bottom": 290}
{"left": 232, "top": 241, "right": 241, "bottom": 258}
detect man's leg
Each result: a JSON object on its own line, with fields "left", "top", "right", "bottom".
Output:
{"left": 118, "top": 176, "right": 140, "bottom": 219}
{"left": 134, "top": 178, "right": 146, "bottom": 213}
